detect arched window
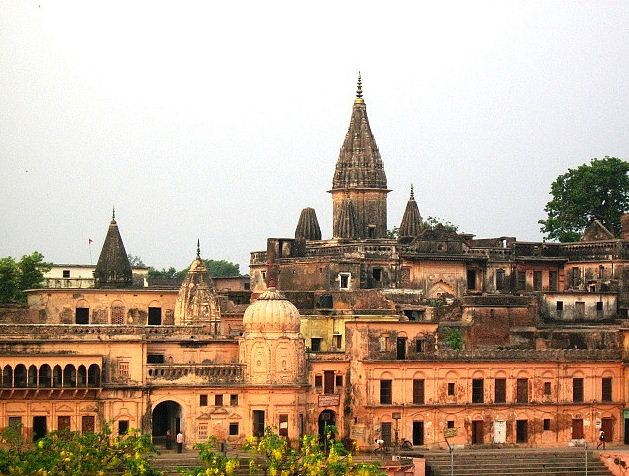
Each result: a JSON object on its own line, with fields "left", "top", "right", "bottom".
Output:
{"left": 2, "top": 365, "right": 13, "bottom": 387}
{"left": 39, "top": 365, "right": 51, "bottom": 387}
{"left": 14, "top": 364, "right": 27, "bottom": 388}
{"left": 77, "top": 365, "right": 87, "bottom": 387}
{"left": 63, "top": 365, "right": 77, "bottom": 387}
{"left": 53, "top": 365, "right": 62, "bottom": 387}
{"left": 88, "top": 365, "right": 101, "bottom": 387}
{"left": 27, "top": 365, "right": 37, "bottom": 387}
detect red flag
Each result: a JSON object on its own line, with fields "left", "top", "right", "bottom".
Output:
{"left": 89, "top": 239, "right": 93, "bottom": 244}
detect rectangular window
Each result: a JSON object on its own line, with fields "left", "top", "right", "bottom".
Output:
{"left": 413, "top": 379, "right": 425, "bottom": 405}
{"left": 111, "top": 306, "right": 125, "bottom": 325}
{"left": 229, "top": 423, "right": 239, "bottom": 436}
{"left": 339, "top": 273, "right": 350, "bottom": 289}
{"left": 571, "top": 267, "right": 580, "bottom": 287}
{"left": 372, "top": 268, "right": 382, "bottom": 282}
{"left": 496, "top": 269, "right": 505, "bottom": 290}
{"left": 533, "top": 271, "right": 542, "bottom": 291}
{"left": 310, "top": 338, "right": 322, "bottom": 352}
{"left": 230, "top": 394, "right": 238, "bottom": 406}
{"left": 62, "top": 269, "right": 70, "bottom": 278}
{"left": 200, "top": 394, "right": 208, "bottom": 406}
{"left": 396, "top": 337, "right": 407, "bottom": 360}
{"left": 75, "top": 307, "right": 89, "bottom": 325}
{"left": 447, "top": 420, "right": 455, "bottom": 429}
{"left": 58, "top": 416, "right": 71, "bottom": 431}
{"left": 279, "top": 414, "right": 288, "bottom": 438}
{"left": 415, "top": 339, "right": 425, "bottom": 353}
{"left": 556, "top": 301, "right": 564, "bottom": 311}
{"left": 118, "top": 361, "right": 130, "bottom": 379}
{"left": 81, "top": 415, "right": 95, "bottom": 434}
{"left": 148, "top": 307, "right": 162, "bottom": 326}
{"left": 335, "top": 375, "right": 343, "bottom": 388}
{"left": 8, "top": 416, "right": 22, "bottom": 430}
{"left": 572, "top": 419, "right": 584, "bottom": 439}
{"left": 596, "top": 301, "right": 604, "bottom": 311}
{"left": 543, "top": 381, "right": 551, "bottom": 396}
{"left": 379, "top": 335, "right": 389, "bottom": 352}
{"left": 575, "top": 302, "right": 585, "bottom": 318}
{"left": 380, "top": 379, "right": 392, "bottom": 405}
{"left": 197, "top": 423, "right": 208, "bottom": 440}
{"left": 333, "top": 334, "right": 342, "bottom": 349}
{"left": 549, "top": 271, "right": 558, "bottom": 291}
{"left": 147, "top": 354, "right": 165, "bottom": 364}
{"left": 467, "top": 270, "right": 476, "bottom": 290}
{"left": 118, "top": 420, "right": 129, "bottom": 435}
{"left": 602, "top": 377, "right": 613, "bottom": 402}
{"left": 516, "top": 378, "right": 528, "bottom": 403}
{"left": 573, "top": 378, "right": 584, "bottom": 403}
{"left": 447, "top": 382, "right": 455, "bottom": 396}
{"left": 252, "top": 410, "right": 265, "bottom": 437}
{"left": 494, "top": 378, "right": 506, "bottom": 403}
{"left": 215, "top": 394, "right": 224, "bottom": 406}
{"left": 517, "top": 271, "right": 526, "bottom": 290}
{"left": 472, "top": 379, "right": 484, "bottom": 403}
{"left": 543, "top": 419, "right": 551, "bottom": 431}
{"left": 314, "top": 375, "right": 322, "bottom": 388}
{"left": 324, "top": 371, "right": 335, "bottom": 395}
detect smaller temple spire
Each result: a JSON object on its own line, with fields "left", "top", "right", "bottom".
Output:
{"left": 295, "top": 208, "right": 322, "bottom": 241}
{"left": 334, "top": 193, "right": 360, "bottom": 239}
{"left": 196, "top": 239, "right": 201, "bottom": 259}
{"left": 356, "top": 71, "right": 363, "bottom": 99}
{"left": 399, "top": 184, "right": 423, "bottom": 239}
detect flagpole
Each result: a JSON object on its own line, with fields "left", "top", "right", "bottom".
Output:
{"left": 89, "top": 239, "right": 93, "bottom": 266}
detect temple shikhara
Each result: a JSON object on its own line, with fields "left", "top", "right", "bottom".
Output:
{"left": 2, "top": 76, "right": 629, "bottom": 452}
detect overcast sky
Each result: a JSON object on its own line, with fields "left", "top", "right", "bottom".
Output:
{"left": 1, "top": 1, "right": 628, "bottom": 273}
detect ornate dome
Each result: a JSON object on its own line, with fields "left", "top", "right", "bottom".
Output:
{"left": 243, "top": 288, "right": 301, "bottom": 333}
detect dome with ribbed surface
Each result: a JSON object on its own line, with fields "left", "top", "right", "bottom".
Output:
{"left": 243, "top": 288, "right": 301, "bottom": 333}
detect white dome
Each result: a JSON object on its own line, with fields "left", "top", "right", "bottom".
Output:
{"left": 243, "top": 288, "right": 301, "bottom": 333}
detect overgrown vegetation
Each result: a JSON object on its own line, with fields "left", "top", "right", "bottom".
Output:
{"left": 444, "top": 328, "right": 463, "bottom": 351}
{"left": 0, "top": 252, "right": 51, "bottom": 304}
{"left": 0, "top": 425, "right": 159, "bottom": 475}
{"left": 148, "top": 259, "right": 240, "bottom": 281}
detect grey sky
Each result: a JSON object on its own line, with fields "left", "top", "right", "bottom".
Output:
{"left": 1, "top": 1, "right": 628, "bottom": 273}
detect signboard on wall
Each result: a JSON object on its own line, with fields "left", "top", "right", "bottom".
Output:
{"left": 444, "top": 428, "right": 458, "bottom": 438}
{"left": 318, "top": 394, "right": 340, "bottom": 407}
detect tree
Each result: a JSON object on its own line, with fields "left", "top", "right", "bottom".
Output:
{"left": 539, "top": 157, "right": 629, "bottom": 242}
{"left": 186, "top": 428, "right": 385, "bottom": 476}
{"left": 0, "top": 252, "right": 51, "bottom": 304}
{"left": 127, "top": 254, "right": 146, "bottom": 267}
{"left": 0, "top": 425, "right": 159, "bottom": 476}
{"left": 148, "top": 259, "right": 240, "bottom": 282}
{"left": 424, "top": 216, "right": 459, "bottom": 232}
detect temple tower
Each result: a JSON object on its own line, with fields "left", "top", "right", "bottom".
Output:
{"left": 399, "top": 184, "right": 424, "bottom": 239}
{"left": 94, "top": 209, "right": 133, "bottom": 288}
{"left": 174, "top": 240, "right": 221, "bottom": 332}
{"left": 330, "top": 74, "right": 390, "bottom": 239}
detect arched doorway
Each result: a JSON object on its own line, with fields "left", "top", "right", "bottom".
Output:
{"left": 318, "top": 409, "right": 336, "bottom": 441}
{"left": 152, "top": 400, "right": 182, "bottom": 447}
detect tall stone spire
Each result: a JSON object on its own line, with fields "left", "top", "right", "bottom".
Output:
{"left": 295, "top": 207, "right": 322, "bottom": 241}
{"left": 94, "top": 212, "right": 133, "bottom": 288}
{"left": 333, "top": 192, "right": 360, "bottom": 240}
{"left": 399, "top": 184, "right": 423, "bottom": 238}
{"left": 330, "top": 74, "right": 390, "bottom": 239}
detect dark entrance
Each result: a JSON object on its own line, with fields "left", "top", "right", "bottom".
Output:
{"left": 148, "top": 307, "right": 162, "bottom": 325}
{"left": 516, "top": 420, "right": 528, "bottom": 443}
{"left": 572, "top": 419, "right": 584, "bottom": 439}
{"left": 412, "top": 421, "right": 424, "bottom": 446}
{"left": 396, "top": 337, "right": 407, "bottom": 360}
{"left": 472, "top": 420, "right": 484, "bottom": 445}
{"left": 318, "top": 410, "right": 336, "bottom": 441}
{"left": 602, "top": 418, "right": 614, "bottom": 443}
{"left": 152, "top": 401, "right": 182, "bottom": 446}
{"left": 381, "top": 422, "right": 392, "bottom": 448}
{"left": 253, "top": 410, "right": 265, "bottom": 437}
{"left": 624, "top": 418, "right": 629, "bottom": 444}
{"left": 33, "top": 416, "right": 47, "bottom": 441}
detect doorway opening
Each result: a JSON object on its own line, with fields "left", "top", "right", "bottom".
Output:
{"left": 33, "top": 416, "right": 47, "bottom": 441}
{"left": 152, "top": 400, "right": 182, "bottom": 447}
{"left": 412, "top": 421, "right": 424, "bottom": 446}
{"left": 318, "top": 410, "right": 336, "bottom": 441}
{"left": 472, "top": 420, "right": 484, "bottom": 445}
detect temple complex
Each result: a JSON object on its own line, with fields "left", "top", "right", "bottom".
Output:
{"left": 1, "top": 77, "right": 628, "bottom": 451}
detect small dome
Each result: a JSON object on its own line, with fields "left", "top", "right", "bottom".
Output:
{"left": 243, "top": 288, "right": 301, "bottom": 333}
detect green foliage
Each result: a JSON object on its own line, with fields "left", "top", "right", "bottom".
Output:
{"left": 149, "top": 259, "right": 240, "bottom": 282}
{"left": 424, "top": 216, "right": 459, "bottom": 232}
{"left": 182, "top": 436, "right": 239, "bottom": 476}
{"left": 0, "top": 252, "right": 51, "bottom": 304}
{"left": 0, "top": 426, "right": 159, "bottom": 476}
{"left": 386, "top": 227, "right": 399, "bottom": 239}
{"left": 539, "top": 157, "right": 629, "bottom": 242}
{"left": 128, "top": 254, "right": 146, "bottom": 267}
{"left": 444, "top": 328, "right": 463, "bottom": 351}
{"left": 245, "top": 428, "right": 384, "bottom": 476}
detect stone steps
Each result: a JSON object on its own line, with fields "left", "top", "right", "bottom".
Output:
{"left": 424, "top": 449, "right": 611, "bottom": 476}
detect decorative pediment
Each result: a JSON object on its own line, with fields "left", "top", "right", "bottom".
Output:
{"left": 55, "top": 404, "right": 74, "bottom": 413}
{"left": 580, "top": 220, "right": 615, "bottom": 242}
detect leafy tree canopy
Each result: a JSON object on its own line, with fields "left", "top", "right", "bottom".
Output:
{"left": 0, "top": 252, "right": 51, "bottom": 304}
{"left": 148, "top": 259, "right": 240, "bottom": 282}
{"left": 127, "top": 254, "right": 146, "bottom": 267}
{"left": 424, "top": 216, "right": 459, "bottom": 232}
{"left": 539, "top": 157, "right": 629, "bottom": 242}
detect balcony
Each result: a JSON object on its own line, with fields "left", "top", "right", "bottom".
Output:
{"left": 146, "top": 364, "right": 244, "bottom": 385}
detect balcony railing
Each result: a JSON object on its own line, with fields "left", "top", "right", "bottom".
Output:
{"left": 146, "top": 364, "right": 244, "bottom": 384}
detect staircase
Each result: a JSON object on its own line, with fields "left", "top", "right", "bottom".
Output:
{"left": 151, "top": 451, "right": 250, "bottom": 476}
{"left": 424, "top": 448, "right": 611, "bottom": 476}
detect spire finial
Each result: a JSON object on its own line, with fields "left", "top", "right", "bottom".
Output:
{"left": 356, "top": 71, "right": 363, "bottom": 99}
{"left": 410, "top": 184, "right": 414, "bottom": 200}
{"left": 196, "top": 239, "right": 201, "bottom": 259}
{"left": 112, "top": 206, "right": 116, "bottom": 221}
